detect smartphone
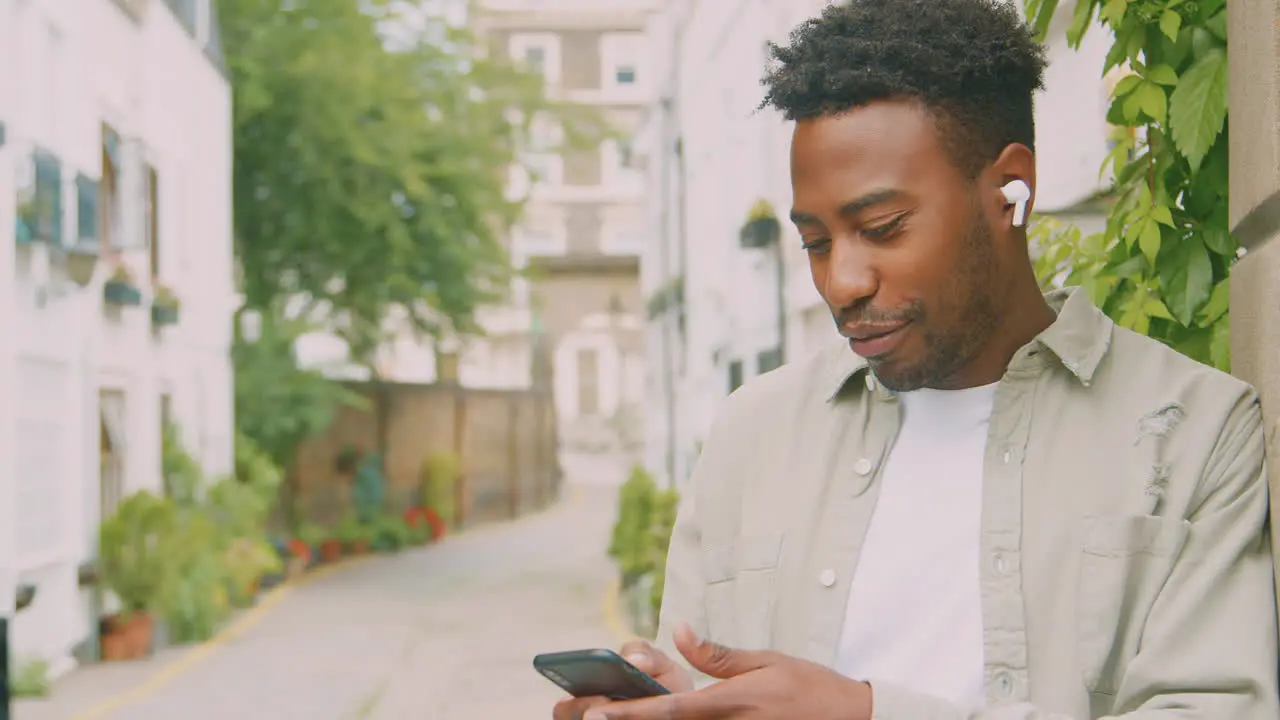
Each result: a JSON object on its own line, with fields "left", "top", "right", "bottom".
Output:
{"left": 533, "top": 648, "right": 670, "bottom": 700}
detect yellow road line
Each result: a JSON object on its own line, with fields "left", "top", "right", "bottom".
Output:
{"left": 71, "top": 557, "right": 370, "bottom": 720}
{"left": 602, "top": 575, "right": 638, "bottom": 646}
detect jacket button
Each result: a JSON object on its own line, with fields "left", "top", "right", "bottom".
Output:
{"left": 854, "top": 458, "right": 874, "bottom": 476}
{"left": 818, "top": 569, "right": 836, "bottom": 587}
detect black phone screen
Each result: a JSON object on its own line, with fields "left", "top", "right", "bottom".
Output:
{"left": 533, "top": 649, "right": 670, "bottom": 700}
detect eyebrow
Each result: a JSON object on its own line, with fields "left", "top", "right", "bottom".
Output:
{"left": 789, "top": 188, "right": 904, "bottom": 225}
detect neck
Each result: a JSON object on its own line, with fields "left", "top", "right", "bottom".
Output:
{"left": 935, "top": 269, "right": 1056, "bottom": 390}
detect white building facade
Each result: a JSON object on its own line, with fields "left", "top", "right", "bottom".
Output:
{"left": 0, "top": 0, "right": 235, "bottom": 673}
{"left": 637, "top": 0, "right": 1115, "bottom": 488}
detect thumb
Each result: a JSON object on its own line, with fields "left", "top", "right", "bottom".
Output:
{"left": 673, "top": 622, "right": 773, "bottom": 679}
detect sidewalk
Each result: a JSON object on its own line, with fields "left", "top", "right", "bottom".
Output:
{"left": 15, "top": 482, "right": 626, "bottom": 720}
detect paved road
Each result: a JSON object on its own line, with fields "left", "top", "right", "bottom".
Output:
{"left": 16, "top": 482, "right": 624, "bottom": 720}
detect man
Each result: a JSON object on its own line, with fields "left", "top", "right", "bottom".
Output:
{"left": 555, "top": 0, "right": 1280, "bottom": 718}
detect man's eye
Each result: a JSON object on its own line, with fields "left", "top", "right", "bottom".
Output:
{"left": 801, "top": 238, "right": 831, "bottom": 254}
{"left": 862, "top": 214, "right": 909, "bottom": 239}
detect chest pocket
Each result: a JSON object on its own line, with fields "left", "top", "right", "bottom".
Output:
{"left": 701, "top": 533, "right": 784, "bottom": 650}
{"left": 1076, "top": 515, "right": 1189, "bottom": 696}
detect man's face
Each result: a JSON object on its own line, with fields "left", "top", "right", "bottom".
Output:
{"left": 789, "top": 100, "right": 1008, "bottom": 392}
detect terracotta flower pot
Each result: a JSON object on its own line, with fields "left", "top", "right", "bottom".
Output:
{"left": 350, "top": 540, "right": 370, "bottom": 555}
{"left": 125, "top": 612, "right": 154, "bottom": 658}
{"left": 319, "top": 539, "right": 343, "bottom": 563}
{"left": 100, "top": 628, "right": 131, "bottom": 661}
{"left": 101, "top": 611, "right": 153, "bottom": 661}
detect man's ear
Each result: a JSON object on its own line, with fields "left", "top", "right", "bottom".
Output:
{"left": 989, "top": 143, "right": 1037, "bottom": 228}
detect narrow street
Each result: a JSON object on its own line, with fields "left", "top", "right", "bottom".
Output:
{"left": 16, "top": 482, "right": 625, "bottom": 720}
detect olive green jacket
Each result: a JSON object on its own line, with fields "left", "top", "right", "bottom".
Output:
{"left": 655, "top": 288, "right": 1280, "bottom": 719}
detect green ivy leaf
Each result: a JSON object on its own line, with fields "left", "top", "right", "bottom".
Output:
{"left": 1115, "top": 74, "right": 1144, "bottom": 96}
{"left": 1144, "top": 298, "right": 1175, "bottom": 320}
{"left": 1201, "top": 225, "right": 1234, "bottom": 256}
{"left": 1199, "top": 278, "right": 1230, "bottom": 324}
{"left": 1170, "top": 49, "right": 1227, "bottom": 171}
{"left": 1209, "top": 315, "right": 1231, "bottom": 371}
{"left": 1066, "top": 0, "right": 1096, "bottom": 47}
{"left": 1160, "top": 236, "right": 1213, "bottom": 326}
{"left": 1138, "top": 81, "right": 1168, "bottom": 123}
{"left": 1146, "top": 64, "right": 1179, "bottom": 86}
{"left": 1139, "top": 218, "right": 1163, "bottom": 265}
{"left": 1205, "top": 10, "right": 1227, "bottom": 42}
{"left": 1101, "top": 0, "right": 1127, "bottom": 25}
{"left": 1159, "top": 10, "right": 1182, "bottom": 41}
{"left": 1150, "top": 204, "right": 1175, "bottom": 227}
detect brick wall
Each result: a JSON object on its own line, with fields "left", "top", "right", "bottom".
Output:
{"left": 287, "top": 380, "right": 559, "bottom": 530}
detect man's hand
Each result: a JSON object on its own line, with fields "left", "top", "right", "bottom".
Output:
{"left": 567, "top": 623, "right": 873, "bottom": 720}
{"left": 551, "top": 631, "right": 695, "bottom": 720}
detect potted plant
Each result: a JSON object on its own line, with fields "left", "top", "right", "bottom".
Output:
{"left": 97, "top": 491, "right": 176, "bottom": 660}
{"left": 337, "top": 515, "right": 368, "bottom": 555}
{"left": 223, "top": 537, "right": 282, "bottom": 608}
{"left": 739, "top": 198, "right": 781, "bottom": 249}
{"left": 402, "top": 507, "right": 433, "bottom": 545}
{"left": 151, "top": 282, "right": 180, "bottom": 326}
{"left": 420, "top": 452, "right": 460, "bottom": 532}
{"left": 372, "top": 516, "right": 410, "bottom": 553}
{"left": 296, "top": 523, "right": 326, "bottom": 567}
{"left": 103, "top": 262, "right": 143, "bottom": 306}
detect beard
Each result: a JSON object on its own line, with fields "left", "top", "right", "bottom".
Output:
{"left": 850, "top": 204, "right": 1002, "bottom": 393}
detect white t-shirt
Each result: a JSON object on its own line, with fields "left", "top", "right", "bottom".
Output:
{"left": 833, "top": 381, "right": 997, "bottom": 708}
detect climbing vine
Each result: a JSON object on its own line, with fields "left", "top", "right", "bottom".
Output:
{"left": 1025, "top": 0, "right": 1231, "bottom": 370}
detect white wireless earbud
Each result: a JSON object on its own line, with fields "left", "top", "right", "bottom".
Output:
{"left": 1000, "top": 180, "right": 1032, "bottom": 228}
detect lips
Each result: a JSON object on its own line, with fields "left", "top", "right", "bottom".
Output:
{"left": 844, "top": 321, "right": 911, "bottom": 359}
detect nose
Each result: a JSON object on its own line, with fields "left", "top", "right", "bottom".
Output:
{"left": 821, "top": 238, "right": 878, "bottom": 310}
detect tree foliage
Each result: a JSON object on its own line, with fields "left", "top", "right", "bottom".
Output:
{"left": 1025, "top": 0, "right": 1231, "bottom": 370}
{"left": 232, "top": 306, "right": 367, "bottom": 473}
{"left": 220, "top": 0, "right": 603, "bottom": 362}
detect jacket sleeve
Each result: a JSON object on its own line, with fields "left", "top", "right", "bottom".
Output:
{"left": 653, "top": 389, "right": 752, "bottom": 690}
{"left": 869, "top": 392, "right": 1280, "bottom": 720}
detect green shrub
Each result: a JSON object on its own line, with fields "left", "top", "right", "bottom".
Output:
{"left": 420, "top": 452, "right": 461, "bottom": 527}
{"left": 609, "top": 466, "right": 659, "bottom": 585}
{"left": 648, "top": 487, "right": 680, "bottom": 616}
{"left": 11, "top": 659, "right": 50, "bottom": 698}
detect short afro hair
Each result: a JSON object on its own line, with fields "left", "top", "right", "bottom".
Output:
{"left": 761, "top": 0, "right": 1048, "bottom": 178}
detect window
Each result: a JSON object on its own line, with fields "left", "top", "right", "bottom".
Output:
{"left": 524, "top": 46, "right": 546, "bottom": 75}
{"left": 160, "top": 394, "right": 174, "bottom": 497}
{"left": 757, "top": 347, "right": 783, "bottom": 374}
{"left": 146, "top": 164, "right": 160, "bottom": 277}
{"left": 510, "top": 34, "right": 560, "bottom": 85}
{"left": 100, "top": 125, "right": 120, "bottom": 249}
{"left": 727, "top": 360, "right": 744, "bottom": 393}
{"left": 76, "top": 174, "right": 99, "bottom": 245}
{"left": 99, "top": 389, "right": 127, "bottom": 523}
{"left": 31, "top": 149, "right": 63, "bottom": 244}
{"left": 166, "top": 0, "right": 199, "bottom": 35}
{"left": 601, "top": 33, "right": 645, "bottom": 91}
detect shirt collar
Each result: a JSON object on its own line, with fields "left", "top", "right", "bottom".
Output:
{"left": 824, "top": 286, "right": 1114, "bottom": 402}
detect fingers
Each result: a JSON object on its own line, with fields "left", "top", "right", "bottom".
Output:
{"left": 620, "top": 639, "right": 671, "bottom": 677}
{"left": 553, "top": 695, "right": 611, "bottom": 720}
{"left": 673, "top": 622, "right": 773, "bottom": 680}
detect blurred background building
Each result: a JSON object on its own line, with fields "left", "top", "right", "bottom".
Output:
{"left": 0, "top": 0, "right": 234, "bottom": 674}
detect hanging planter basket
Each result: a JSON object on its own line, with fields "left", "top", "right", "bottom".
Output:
{"left": 103, "top": 279, "right": 142, "bottom": 306}
{"left": 739, "top": 217, "right": 781, "bottom": 248}
{"left": 739, "top": 200, "right": 781, "bottom": 248}
{"left": 151, "top": 304, "right": 180, "bottom": 326}
{"left": 151, "top": 283, "right": 181, "bottom": 326}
